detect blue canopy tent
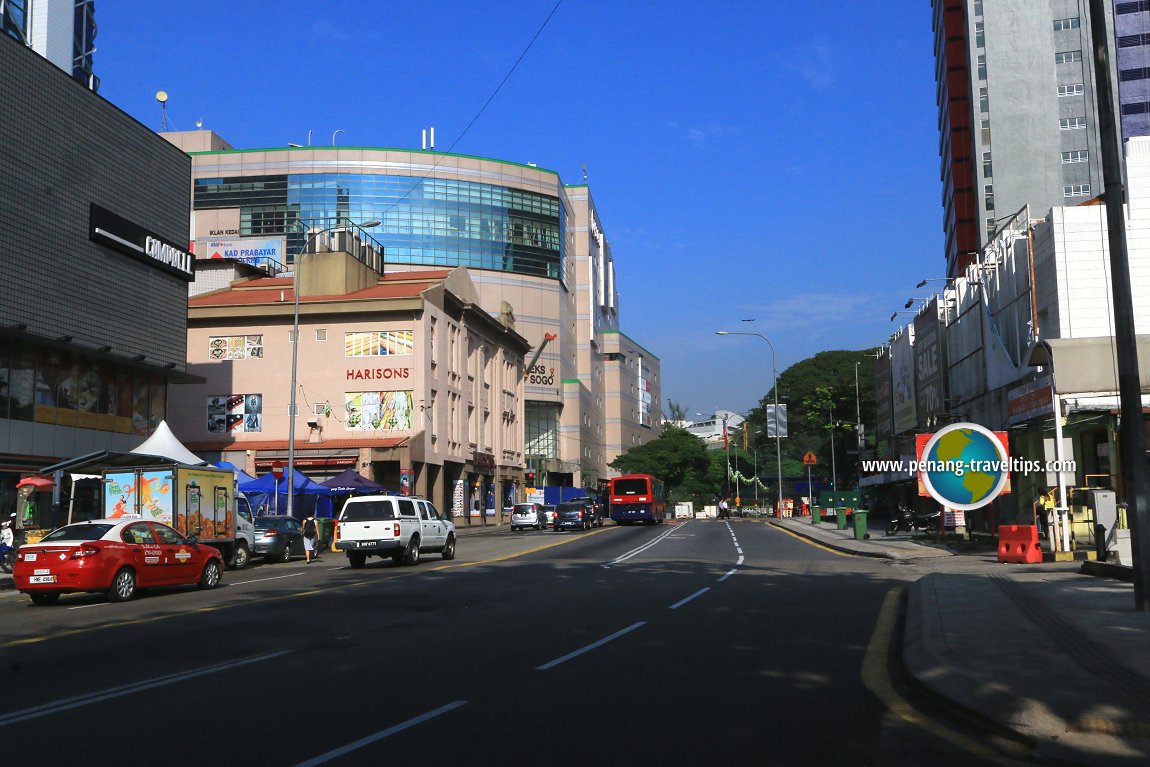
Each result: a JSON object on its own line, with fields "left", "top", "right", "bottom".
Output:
{"left": 320, "top": 468, "right": 389, "bottom": 495}
{"left": 239, "top": 469, "right": 337, "bottom": 518}
{"left": 214, "top": 461, "right": 256, "bottom": 484}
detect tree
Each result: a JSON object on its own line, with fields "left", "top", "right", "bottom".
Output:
{"left": 609, "top": 427, "right": 711, "bottom": 500}
{"left": 663, "top": 399, "right": 690, "bottom": 423}
{"left": 744, "top": 348, "right": 878, "bottom": 490}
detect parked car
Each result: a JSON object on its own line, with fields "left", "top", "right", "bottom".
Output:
{"left": 253, "top": 515, "right": 306, "bottom": 563}
{"left": 511, "top": 503, "right": 545, "bottom": 531}
{"left": 539, "top": 504, "right": 558, "bottom": 528}
{"left": 12, "top": 518, "right": 224, "bottom": 605}
{"left": 568, "top": 497, "right": 604, "bottom": 528}
{"left": 554, "top": 500, "right": 595, "bottom": 531}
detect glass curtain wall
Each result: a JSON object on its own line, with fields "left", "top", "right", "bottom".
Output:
{"left": 194, "top": 174, "right": 564, "bottom": 277}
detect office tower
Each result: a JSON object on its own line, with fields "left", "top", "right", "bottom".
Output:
{"left": 930, "top": 1, "right": 1150, "bottom": 277}
{"left": 1, "top": 0, "right": 97, "bottom": 91}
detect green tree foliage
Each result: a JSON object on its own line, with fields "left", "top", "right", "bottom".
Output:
{"left": 744, "top": 348, "right": 879, "bottom": 489}
{"left": 609, "top": 427, "right": 711, "bottom": 501}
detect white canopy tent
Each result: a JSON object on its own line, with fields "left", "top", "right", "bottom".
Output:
{"left": 130, "top": 420, "right": 205, "bottom": 466}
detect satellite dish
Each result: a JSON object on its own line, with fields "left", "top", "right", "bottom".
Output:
{"left": 195, "top": 118, "right": 203, "bottom": 128}
{"left": 155, "top": 90, "right": 168, "bottom": 104}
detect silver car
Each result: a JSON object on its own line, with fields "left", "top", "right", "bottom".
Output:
{"left": 511, "top": 503, "right": 545, "bottom": 531}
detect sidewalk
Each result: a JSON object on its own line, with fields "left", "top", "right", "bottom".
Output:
{"left": 771, "top": 516, "right": 1150, "bottom": 765}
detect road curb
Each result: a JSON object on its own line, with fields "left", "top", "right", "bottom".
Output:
{"left": 766, "top": 518, "right": 897, "bottom": 559}
{"left": 901, "top": 577, "right": 1041, "bottom": 750}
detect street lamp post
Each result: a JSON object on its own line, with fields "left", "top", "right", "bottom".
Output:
{"left": 751, "top": 445, "right": 759, "bottom": 509}
{"left": 715, "top": 331, "right": 784, "bottom": 516}
{"left": 286, "top": 218, "right": 381, "bottom": 518}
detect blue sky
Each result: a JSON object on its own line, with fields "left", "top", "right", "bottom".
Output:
{"left": 97, "top": 0, "right": 943, "bottom": 417}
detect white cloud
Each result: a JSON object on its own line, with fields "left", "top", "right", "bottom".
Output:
{"left": 791, "top": 43, "right": 836, "bottom": 89}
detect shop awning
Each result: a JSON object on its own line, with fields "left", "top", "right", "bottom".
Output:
{"left": 1026, "top": 336, "right": 1150, "bottom": 395}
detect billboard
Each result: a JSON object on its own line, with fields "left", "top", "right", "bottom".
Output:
{"left": 891, "top": 325, "right": 917, "bottom": 434}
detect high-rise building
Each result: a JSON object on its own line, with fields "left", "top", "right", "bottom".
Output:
{"left": 1, "top": 0, "right": 98, "bottom": 91}
{"left": 161, "top": 131, "right": 660, "bottom": 495}
{"left": 930, "top": 1, "right": 1150, "bottom": 277}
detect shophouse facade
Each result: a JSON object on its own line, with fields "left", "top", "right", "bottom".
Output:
{"left": 867, "top": 137, "right": 1150, "bottom": 535}
{"left": 162, "top": 131, "right": 660, "bottom": 495}
{"left": 173, "top": 251, "right": 529, "bottom": 520}
{"left": 0, "top": 34, "right": 193, "bottom": 527}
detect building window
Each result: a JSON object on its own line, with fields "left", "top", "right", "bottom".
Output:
{"left": 1054, "top": 50, "right": 1083, "bottom": 64}
{"left": 1121, "top": 66, "right": 1150, "bottom": 82}
{"left": 313, "top": 403, "right": 328, "bottom": 416}
{"left": 1053, "top": 17, "right": 1081, "bottom": 32}
{"left": 1119, "top": 33, "right": 1150, "bottom": 48}
{"left": 208, "top": 335, "right": 263, "bottom": 360}
{"left": 315, "top": 329, "right": 327, "bottom": 341}
{"left": 1063, "top": 184, "right": 1091, "bottom": 198}
{"left": 1118, "top": 2, "right": 1150, "bottom": 15}
{"left": 979, "top": 87, "right": 989, "bottom": 113}
{"left": 1059, "top": 116, "right": 1087, "bottom": 130}
{"left": 984, "top": 184, "right": 995, "bottom": 212}
{"left": 975, "top": 21, "right": 984, "bottom": 48}
{"left": 344, "top": 330, "right": 414, "bottom": 357}
{"left": 973, "top": 0, "right": 983, "bottom": 15}
{"left": 1057, "top": 83, "right": 1084, "bottom": 97}
{"left": 981, "top": 119, "right": 992, "bottom": 145}
{"left": 1061, "top": 150, "right": 1089, "bottom": 163}
{"left": 345, "top": 390, "right": 414, "bottom": 430}
{"left": 1121, "top": 101, "right": 1150, "bottom": 115}
{"left": 986, "top": 218, "right": 997, "bottom": 237}
{"left": 207, "top": 394, "right": 263, "bottom": 433}
{"left": 983, "top": 151, "right": 992, "bottom": 178}
{"left": 977, "top": 54, "right": 987, "bottom": 80}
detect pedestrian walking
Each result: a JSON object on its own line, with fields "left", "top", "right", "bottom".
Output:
{"left": 718, "top": 498, "right": 729, "bottom": 519}
{"left": 302, "top": 512, "right": 319, "bottom": 563}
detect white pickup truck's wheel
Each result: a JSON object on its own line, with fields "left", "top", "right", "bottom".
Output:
{"left": 441, "top": 534, "right": 456, "bottom": 560}
{"left": 402, "top": 536, "right": 421, "bottom": 565}
{"left": 348, "top": 552, "right": 367, "bottom": 569}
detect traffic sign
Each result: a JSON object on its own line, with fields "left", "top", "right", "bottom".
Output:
{"left": 802, "top": 451, "right": 818, "bottom": 466}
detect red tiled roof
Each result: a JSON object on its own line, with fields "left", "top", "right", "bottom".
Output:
{"left": 189, "top": 275, "right": 441, "bottom": 308}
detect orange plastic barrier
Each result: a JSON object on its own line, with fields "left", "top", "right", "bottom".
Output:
{"left": 997, "top": 525, "right": 1042, "bottom": 564}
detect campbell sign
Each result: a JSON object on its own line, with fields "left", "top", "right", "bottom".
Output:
{"left": 89, "top": 204, "right": 193, "bottom": 281}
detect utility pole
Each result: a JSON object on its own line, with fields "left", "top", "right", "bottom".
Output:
{"left": 1089, "top": 0, "right": 1150, "bottom": 610}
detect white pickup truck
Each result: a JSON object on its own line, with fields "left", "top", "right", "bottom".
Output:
{"left": 333, "top": 495, "right": 456, "bottom": 568}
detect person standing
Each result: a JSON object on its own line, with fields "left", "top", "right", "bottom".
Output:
{"left": 718, "top": 498, "right": 729, "bottom": 520}
{"left": 302, "top": 512, "right": 319, "bottom": 563}
{"left": 1036, "top": 487, "right": 1056, "bottom": 538}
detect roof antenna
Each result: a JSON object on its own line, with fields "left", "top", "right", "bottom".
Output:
{"left": 156, "top": 90, "right": 169, "bottom": 131}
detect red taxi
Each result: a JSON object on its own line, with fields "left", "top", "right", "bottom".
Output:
{"left": 13, "top": 518, "right": 224, "bottom": 606}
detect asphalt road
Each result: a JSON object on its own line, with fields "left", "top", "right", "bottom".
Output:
{"left": 0, "top": 520, "right": 1037, "bottom": 766}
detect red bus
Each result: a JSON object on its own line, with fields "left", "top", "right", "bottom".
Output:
{"left": 608, "top": 474, "right": 666, "bottom": 525}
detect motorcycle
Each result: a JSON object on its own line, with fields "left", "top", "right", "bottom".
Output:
{"left": 885, "top": 503, "right": 942, "bottom": 535}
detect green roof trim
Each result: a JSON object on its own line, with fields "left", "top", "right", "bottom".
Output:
{"left": 562, "top": 379, "right": 581, "bottom": 385}
{"left": 186, "top": 146, "right": 559, "bottom": 176}
{"left": 563, "top": 183, "right": 589, "bottom": 189}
